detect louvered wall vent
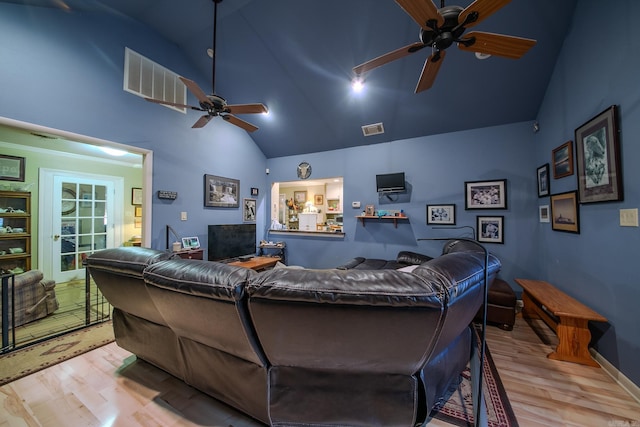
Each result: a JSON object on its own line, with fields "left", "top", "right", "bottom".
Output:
{"left": 362, "top": 122, "right": 384, "bottom": 136}
{"left": 123, "top": 47, "right": 187, "bottom": 113}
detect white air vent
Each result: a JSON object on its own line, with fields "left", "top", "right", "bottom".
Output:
{"left": 123, "top": 47, "right": 187, "bottom": 113}
{"left": 362, "top": 122, "right": 385, "bottom": 136}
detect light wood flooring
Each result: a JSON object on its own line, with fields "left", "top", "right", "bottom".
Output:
{"left": 1, "top": 315, "right": 639, "bottom": 427}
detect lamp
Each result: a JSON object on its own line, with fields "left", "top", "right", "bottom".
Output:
{"left": 166, "top": 225, "right": 181, "bottom": 251}
{"left": 417, "top": 233, "right": 488, "bottom": 427}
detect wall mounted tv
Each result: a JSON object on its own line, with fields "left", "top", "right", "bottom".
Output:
{"left": 207, "top": 224, "right": 256, "bottom": 261}
{"left": 376, "top": 172, "right": 406, "bottom": 193}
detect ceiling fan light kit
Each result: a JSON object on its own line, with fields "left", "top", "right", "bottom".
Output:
{"left": 144, "top": 0, "right": 266, "bottom": 132}
{"left": 353, "top": 0, "right": 537, "bottom": 93}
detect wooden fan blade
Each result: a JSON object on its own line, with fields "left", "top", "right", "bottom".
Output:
{"left": 395, "top": 0, "right": 443, "bottom": 30}
{"left": 192, "top": 115, "right": 213, "bottom": 128}
{"left": 354, "top": 42, "right": 425, "bottom": 75}
{"left": 179, "top": 76, "right": 213, "bottom": 106}
{"left": 459, "top": 0, "right": 511, "bottom": 28}
{"left": 226, "top": 103, "right": 268, "bottom": 115}
{"left": 415, "top": 50, "right": 446, "bottom": 93}
{"left": 223, "top": 114, "right": 259, "bottom": 133}
{"left": 144, "top": 97, "right": 204, "bottom": 111}
{"left": 458, "top": 31, "right": 536, "bottom": 59}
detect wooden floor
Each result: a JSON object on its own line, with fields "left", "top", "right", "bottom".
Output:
{"left": 1, "top": 314, "right": 639, "bottom": 426}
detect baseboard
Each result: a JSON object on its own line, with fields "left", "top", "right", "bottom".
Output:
{"left": 590, "top": 348, "right": 640, "bottom": 404}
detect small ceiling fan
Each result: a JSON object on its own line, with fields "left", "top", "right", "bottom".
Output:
{"left": 145, "top": 0, "right": 267, "bottom": 132}
{"left": 353, "top": 0, "right": 537, "bottom": 93}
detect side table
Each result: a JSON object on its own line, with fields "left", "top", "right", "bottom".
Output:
{"left": 174, "top": 248, "right": 204, "bottom": 260}
{"left": 259, "top": 242, "right": 286, "bottom": 264}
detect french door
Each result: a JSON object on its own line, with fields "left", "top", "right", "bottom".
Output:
{"left": 39, "top": 169, "right": 123, "bottom": 282}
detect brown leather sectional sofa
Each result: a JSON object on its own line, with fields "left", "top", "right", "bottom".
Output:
{"left": 86, "top": 244, "right": 501, "bottom": 426}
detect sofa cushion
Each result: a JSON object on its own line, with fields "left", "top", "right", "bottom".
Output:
{"left": 396, "top": 250, "right": 433, "bottom": 265}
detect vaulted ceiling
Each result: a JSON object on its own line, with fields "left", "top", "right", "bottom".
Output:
{"left": 5, "top": 0, "right": 577, "bottom": 158}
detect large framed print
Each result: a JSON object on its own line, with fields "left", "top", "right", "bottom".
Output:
{"left": 204, "top": 174, "right": 239, "bottom": 208}
{"left": 477, "top": 215, "right": 504, "bottom": 244}
{"left": 426, "top": 204, "right": 455, "bottom": 225}
{"left": 0, "top": 155, "right": 25, "bottom": 181}
{"left": 465, "top": 179, "right": 507, "bottom": 210}
{"left": 575, "top": 105, "right": 623, "bottom": 203}
{"left": 550, "top": 191, "right": 580, "bottom": 234}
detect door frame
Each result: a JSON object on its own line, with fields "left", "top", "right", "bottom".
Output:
{"left": 0, "top": 116, "right": 153, "bottom": 249}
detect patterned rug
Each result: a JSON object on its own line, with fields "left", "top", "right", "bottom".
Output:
{"left": 430, "top": 325, "right": 518, "bottom": 427}
{"left": 0, "top": 320, "right": 114, "bottom": 386}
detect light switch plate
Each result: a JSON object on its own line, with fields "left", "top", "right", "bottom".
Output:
{"left": 181, "top": 211, "right": 188, "bottom": 221}
{"left": 619, "top": 208, "right": 638, "bottom": 227}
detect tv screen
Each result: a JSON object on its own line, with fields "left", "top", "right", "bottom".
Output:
{"left": 207, "top": 224, "right": 257, "bottom": 261}
{"left": 376, "top": 172, "right": 405, "bottom": 193}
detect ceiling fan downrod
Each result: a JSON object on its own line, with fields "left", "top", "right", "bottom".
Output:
{"left": 211, "top": 0, "right": 223, "bottom": 94}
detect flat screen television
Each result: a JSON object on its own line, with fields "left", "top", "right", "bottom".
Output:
{"left": 376, "top": 172, "right": 406, "bottom": 193}
{"left": 207, "top": 224, "right": 257, "bottom": 261}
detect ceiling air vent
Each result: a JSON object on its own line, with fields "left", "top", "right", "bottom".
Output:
{"left": 362, "top": 122, "right": 384, "bottom": 137}
{"left": 123, "top": 47, "right": 187, "bottom": 114}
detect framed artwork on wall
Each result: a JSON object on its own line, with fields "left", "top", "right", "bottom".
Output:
{"left": 204, "top": 174, "right": 239, "bottom": 208}
{"left": 465, "top": 179, "right": 507, "bottom": 209}
{"left": 314, "top": 194, "right": 324, "bottom": 205}
{"left": 426, "top": 204, "right": 456, "bottom": 225}
{"left": 550, "top": 191, "right": 580, "bottom": 233}
{"left": 243, "top": 198, "right": 256, "bottom": 222}
{"left": 131, "top": 187, "right": 142, "bottom": 205}
{"left": 575, "top": 105, "right": 623, "bottom": 204}
{"left": 552, "top": 141, "right": 573, "bottom": 179}
{"left": 537, "top": 163, "right": 550, "bottom": 197}
{"left": 477, "top": 215, "right": 504, "bottom": 244}
{"left": 539, "top": 205, "right": 550, "bottom": 223}
{"left": 0, "top": 155, "right": 25, "bottom": 181}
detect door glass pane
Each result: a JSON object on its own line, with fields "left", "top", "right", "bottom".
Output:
{"left": 95, "top": 185, "right": 106, "bottom": 201}
{"left": 94, "top": 201, "right": 105, "bottom": 216}
{"left": 94, "top": 218, "right": 106, "bottom": 233}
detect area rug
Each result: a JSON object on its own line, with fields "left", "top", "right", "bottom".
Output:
{"left": 430, "top": 326, "right": 519, "bottom": 427}
{"left": 0, "top": 320, "right": 114, "bottom": 386}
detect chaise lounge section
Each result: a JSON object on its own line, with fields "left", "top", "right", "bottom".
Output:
{"left": 86, "top": 244, "right": 501, "bottom": 426}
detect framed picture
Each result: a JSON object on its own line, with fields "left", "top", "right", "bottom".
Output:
{"left": 314, "top": 194, "right": 324, "bottom": 205}
{"left": 365, "top": 204, "right": 375, "bottom": 216}
{"left": 477, "top": 215, "right": 504, "bottom": 244}
{"left": 0, "top": 155, "right": 25, "bottom": 181}
{"left": 134, "top": 218, "right": 142, "bottom": 228}
{"left": 575, "top": 105, "right": 623, "bottom": 204}
{"left": 243, "top": 198, "right": 257, "bottom": 222}
{"left": 537, "top": 163, "right": 550, "bottom": 197}
{"left": 134, "top": 206, "right": 142, "bottom": 217}
{"left": 465, "top": 179, "right": 507, "bottom": 209}
{"left": 552, "top": 141, "right": 574, "bottom": 179}
{"left": 539, "top": 205, "right": 550, "bottom": 223}
{"left": 131, "top": 187, "right": 143, "bottom": 205}
{"left": 251, "top": 187, "right": 259, "bottom": 196}
{"left": 426, "top": 204, "right": 456, "bottom": 225}
{"left": 294, "top": 191, "right": 307, "bottom": 204}
{"left": 181, "top": 236, "right": 201, "bottom": 249}
{"left": 204, "top": 174, "right": 239, "bottom": 208}
{"left": 550, "top": 191, "right": 580, "bottom": 233}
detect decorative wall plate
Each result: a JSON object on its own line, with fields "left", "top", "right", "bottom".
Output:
{"left": 297, "top": 162, "right": 312, "bottom": 179}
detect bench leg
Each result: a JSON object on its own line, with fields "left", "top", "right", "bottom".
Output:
{"left": 549, "top": 317, "right": 600, "bottom": 368}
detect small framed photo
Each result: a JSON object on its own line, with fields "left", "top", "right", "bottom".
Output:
{"left": 134, "top": 206, "right": 142, "bottom": 217}
{"left": 575, "top": 105, "right": 623, "bottom": 204}
{"left": 465, "top": 179, "right": 507, "bottom": 210}
{"left": 426, "top": 204, "right": 456, "bottom": 225}
{"left": 243, "top": 198, "right": 257, "bottom": 222}
{"left": 251, "top": 187, "right": 259, "bottom": 196}
{"left": 204, "top": 174, "right": 239, "bottom": 208}
{"left": 477, "top": 216, "right": 504, "bottom": 244}
{"left": 552, "top": 141, "right": 574, "bottom": 179}
{"left": 0, "top": 155, "right": 25, "bottom": 181}
{"left": 181, "top": 236, "right": 201, "bottom": 249}
{"left": 314, "top": 194, "right": 324, "bottom": 205}
{"left": 131, "top": 187, "right": 143, "bottom": 205}
{"left": 294, "top": 191, "right": 307, "bottom": 204}
{"left": 539, "top": 205, "right": 550, "bottom": 223}
{"left": 550, "top": 191, "right": 580, "bottom": 233}
{"left": 365, "top": 204, "right": 375, "bottom": 216}
{"left": 537, "top": 163, "right": 550, "bottom": 197}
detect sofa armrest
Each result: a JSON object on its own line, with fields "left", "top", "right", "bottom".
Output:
{"left": 396, "top": 250, "right": 433, "bottom": 265}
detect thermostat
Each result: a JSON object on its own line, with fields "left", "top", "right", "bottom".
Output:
{"left": 352, "top": 201, "right": 361, "bottom": 209}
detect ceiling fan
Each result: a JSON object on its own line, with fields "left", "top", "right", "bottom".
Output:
{"left": 353, "top": 0, "right": 537, "bottom": 93}
{"left": 145, "top": 0, "right": 267, "bottom": 132}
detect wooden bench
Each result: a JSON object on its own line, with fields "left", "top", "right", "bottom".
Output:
{"left": 515, "top": 278, "right": 607, "bottom": 367}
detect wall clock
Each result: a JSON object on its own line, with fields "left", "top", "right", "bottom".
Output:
{"left": 297, "top": 162, "right": 312, "bottom": 180}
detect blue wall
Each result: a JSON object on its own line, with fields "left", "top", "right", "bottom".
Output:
{"left": 532, "top": 0, "right": 640, "bottom": 386}
{"left": 1, "top": 1, "right": 638, "bottom": 388}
